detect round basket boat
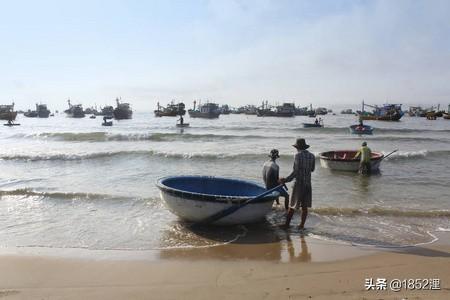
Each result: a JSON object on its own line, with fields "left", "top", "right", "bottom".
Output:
{"left": 349, "top": 124, "right": 373, "bottom": 135}
{"left": 319, "top": 150, "right": 384, "bottom": 172}
{"left": 156, "top": 176, "right": 279, "bottom": 225}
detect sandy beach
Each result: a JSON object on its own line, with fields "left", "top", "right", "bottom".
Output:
{"left": 1, "top": 233, "right": 449, "bottom": 300}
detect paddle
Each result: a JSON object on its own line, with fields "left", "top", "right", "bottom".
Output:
{"left": 380, "top": 149, "right": 398, "bottom": 161}
{"left": 199, "top": 184, "right": 288, "bottom": 224}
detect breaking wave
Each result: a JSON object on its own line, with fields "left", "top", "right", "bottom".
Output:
{"left": 312, "top": 207, "right": 450, "bottom": 218}
{"left": 0, "top": 189, "right": 118, "bottom": 200}
{"left": 10, "top": 132, "right": 289, "bottom": 142}
{"left": 1, "top": 149, "right": 448, "bottom": 162}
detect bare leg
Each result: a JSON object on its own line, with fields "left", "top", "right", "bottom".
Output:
{"left": 284, "top": 195, "right": 289, "bottom": 210}
{"left": 299, "top": 207, "right": 308, "bottom": 229}
{"left": 284, "top": 208, "right": 295, "bottom": 227}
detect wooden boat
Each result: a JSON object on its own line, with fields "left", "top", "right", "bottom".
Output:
{"left": 3, "top": 123, "right": 20, "bottom": 126}
{"left": 154, "top": 101, "right": 186, "bottom": 117}
{"left": 156, "top": 176, "right": 279, "bottom": 225}
{"left": 358, "top": 101, "right": 403, "bottom": 121}
{"left": 444, "top": 113, "right": 450, "bottom": 120}
{"left": 102, "top": 121, "right": 113, "bottom": 126}
{"left": 188, "top": 101, "right": 221, "bottom": 119}
{"left": 0, "top": 103, "right": 17, "bottom": 121}
{"left": 113, "top": 98, "right": 132, "bottom": 119}
{"left": 349, "top": 124, "right": 373, "bottom": 135}
{"left": 176, "top": 123, "right": 190, "bottom": 127}
{"left": 319, "top": 150, "right": 384, "bottom": 172}
{"left": 303, "top": 123, "right": 323, "bottom": 128}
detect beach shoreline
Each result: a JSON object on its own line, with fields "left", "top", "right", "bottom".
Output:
{"left": 1, "top": 232, "right": 449, "bottom": 299}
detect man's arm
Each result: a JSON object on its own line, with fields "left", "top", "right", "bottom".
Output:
{"left": 353, "top": 150, "right": 361, "bottom": 159}
{"left": 311, "top": 155, "right": 315, "bottom": 172}
{"left": 282, "top": 154, "right": 298, "bottom": 183}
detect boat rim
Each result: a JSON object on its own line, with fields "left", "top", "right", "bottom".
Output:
{"left": 156, "top": 175, "right": 278, "bottom": 204}
{"left": 319, "top": 150, "right": 384, "bottom": 162}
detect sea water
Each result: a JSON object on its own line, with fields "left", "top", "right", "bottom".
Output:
{"left": 0, "top": 112, "right": 449, "bottom": 252}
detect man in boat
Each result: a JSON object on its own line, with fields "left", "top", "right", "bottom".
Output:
{"left": 314, "top": 118, "right": 319, "bottom": 125}
{"left": 354, "top": 141, "right": 372, "bottom": 175}
{"left": 178, "top": 115, "right": 184, "bottom": 125}
{"left": 356, "top": 118, "right": 364, "bottom": 131}
{"left": 279, "top": 138, "right": 315, "bottom": 229}
{"left": 262, "top": 149, "right": 289, "bottom": 209}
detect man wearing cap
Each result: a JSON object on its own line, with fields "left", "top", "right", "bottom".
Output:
{"left": 262, "top": 149, "right": 289, "bottom": 209}
{"left": 354, "top": 141, "right": 372, "bottom": 175}
{"left": 279, "top": 138, "right": 315, "bottom": 229}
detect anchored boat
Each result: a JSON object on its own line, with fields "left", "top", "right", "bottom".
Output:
{"left": 156, "top": 176, "right": 279, "bottom": 225}
{"left": 188, "top": 101, "right": 221, "bottom": 119}
{"left": 319, "top": 150, "right": 384, "bottom": 172}
{"left": 65, "top": 99, "right": 85, "bottom": 118}
{"left": 357, "top": 101, "right": 403, "bottom": 121}
{"left": 0, "top": 103, "right": 17, "bottom": 121}
{"left": 154, "top": 101, "right": 186, "bottom": 117}
{"left": 113, "top": 98, "right": 132, "bottom": 119}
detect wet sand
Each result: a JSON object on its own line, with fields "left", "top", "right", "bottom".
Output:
{"left": 1, "top": 233, "right": 449, "bottom": 300}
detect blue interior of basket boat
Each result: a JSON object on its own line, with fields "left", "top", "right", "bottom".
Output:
{"left": 158, "top": 176, "right": 267, "bottom": 197}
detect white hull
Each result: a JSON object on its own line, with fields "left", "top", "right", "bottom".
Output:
{"left": 320, "top": 159, "right": 381, "bottom": 172}
{"left": 160, "top": 192, "right": 274, "bottom": 225}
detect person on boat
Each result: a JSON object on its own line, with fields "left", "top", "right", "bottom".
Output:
{"left": 178, "top": 115, "right": 184, "bottom": 125}
{"left": 354, "top": 141, "right": 372, "bottom": 175}
{"left": 356, "top": 118, "right": 364, "bottom": 131}
{"left": 262, "top": 149, "right": 289, "bottom": 209}
{"left": 279, "top": 138, "right": 315, "bottom": 229}
{"left": 314, "top": 118, "right": 319, "bottom": 125}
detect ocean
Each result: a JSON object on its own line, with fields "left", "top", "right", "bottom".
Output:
{"left": 1, "top": 112, "right": 449, "bottom": 252}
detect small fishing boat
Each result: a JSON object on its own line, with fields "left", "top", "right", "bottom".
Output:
{"left": 303, "top": 123, "right": 323, "bottom": 128}
{"left": 156, "top": 176, "right": 279, "bottom": 225}
{"left": 319, "top": 150, "right": 384, "bottom": 172}
{"left": 349, "top": 124, "right": 373, "bottom": 135}
{"left": 176, "top": 123, "right": 190, "bottom": 127}
{"left": 102, "top": 121, "right": 113, "bottom": 126}
{"left": 3, "top": 123, "right": 20, "bottom": 126}
{"left": 90, "top": 115, "right": 96, "bottom": 119}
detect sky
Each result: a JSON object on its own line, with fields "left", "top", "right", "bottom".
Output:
{"left": 1, "top": 0, "right": 449, "bottom": 111}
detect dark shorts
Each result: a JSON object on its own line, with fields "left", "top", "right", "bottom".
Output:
{"left": 290, "top": 184, "right": 312, "bottom": 209}
{"left": 359, "top": 162, "right": 371, "bottom": 175}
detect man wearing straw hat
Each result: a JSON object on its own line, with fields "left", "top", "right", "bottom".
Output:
{"left": 279, "top": 138, "right": 315, "bottom": 229}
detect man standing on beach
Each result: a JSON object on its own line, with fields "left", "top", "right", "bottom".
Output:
{"left": 279, "top": 138, "right": 315, "bottom": 229}
{"left": 262, "top": 149, "right": 289, "bottom": 209}
{"left": 354, "top": 141, "right": 372, "bottom": 175}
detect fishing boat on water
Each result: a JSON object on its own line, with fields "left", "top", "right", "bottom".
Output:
{"left": 303, "top": 118, "right": 324, "bottom": 128}
{"left": 220, "top": 104, "right": 231, "bottom": 115}
{"left": 319, "top": 150, "right": 384, "bottom": 172}
{"left": 64, "top": 100, "right": 85, "bottom": 118}
{"left": 156, "top": 176, "right": 279, "bottom": 225}
{"left": 295, "top": 106, "right": 309, "bottom": 116}
{"left": 257, "top": 101, "right": 295, "bottom": 117}
{"left": 188, "top": 101, "right": 220, "bottom": 119}
{"left": 94, "top": 106, "right": 114, "bottom": 117}
{"left": 113, "top": 98, "right": 132, "bottom": 119}
{"left": 340, "top": 108, "right": 354, "bottom": 115}
{"left": 349, "top": 124, "right": 373, "bottom": 135}
{"left": 154, "top": 101, "right": 186, "bottom": 117}
{"left": 357, "top": 101, "right": 403, "bottom": 121}
{"left": 0, "top": 103, "right": 17, "bottom": 121}
{"left": 24, "top": 103, "right": 51, "bottom": 118}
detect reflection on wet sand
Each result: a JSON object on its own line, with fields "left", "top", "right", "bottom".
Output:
{"left": 281, "top": 233, "right": 312, "bottom": 263}
{"left": 158, "top": 219, "right": 372, "bottom": 262}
